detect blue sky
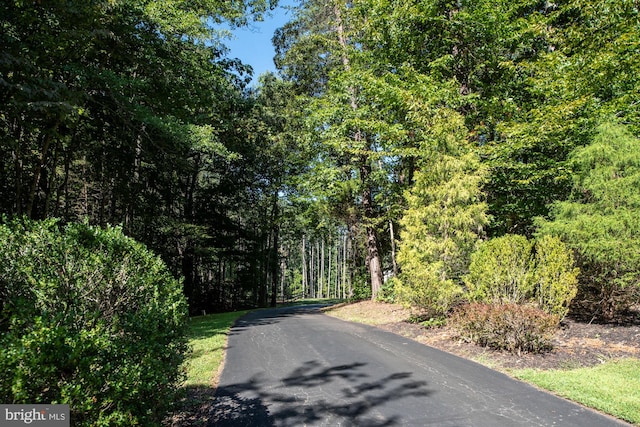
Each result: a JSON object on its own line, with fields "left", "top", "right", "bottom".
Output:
{"left": 221, "top": 0, "right": 297, "bottom": 85}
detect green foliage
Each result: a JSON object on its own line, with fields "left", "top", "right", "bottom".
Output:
{"left": 483, "top": 0, "right": 640, "bottom": 235}
{"left": 465, "top": 234, "right": 578, "bottom": 319}
{"left": 537, "top": 121, "right": 640, "bottom": 319}
{"left": 394, "top": 264, "right": 463, "bottom": 316}
{"left": 465, "top": 234, "right": 535, "bottom": 304}
{"left": 350, "top": 274, "right": 372, "bottom": 301}
{"left": 0, "top": 218, "right": 188, "bottom": 426}
{"left": 450, "top": 303, "right": 558, "bottom": 354}
{"left": 533, "top": 235, "right": 579, "bottom": 319}
{"left": 406, "top": 312, "right": 448, "bottom": 329}
{"left": 0, "top": 0, "right": 290, "bottom": 315}
{"left": 375, "top": 278, "right": 397, "bottom": 304}
{"left": 395, "top": 111, "right": 488, "bottom": 315}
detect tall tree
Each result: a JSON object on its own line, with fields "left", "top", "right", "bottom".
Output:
{"left": 0, "top": 0, "right": 288, "bottom": 313}
{"left": 396, "top": 103, "right": 488, "bottom": 314}
{"left": 536, "top": 121, "right": 640, "bottom": 320}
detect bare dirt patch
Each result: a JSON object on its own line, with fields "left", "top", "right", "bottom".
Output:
{"left": 324, "top": 300, "right": 640, "bottom": 371}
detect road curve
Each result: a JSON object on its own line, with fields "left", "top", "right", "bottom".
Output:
{"left": 211, "top": 304, "right": 629, "bottom": 427}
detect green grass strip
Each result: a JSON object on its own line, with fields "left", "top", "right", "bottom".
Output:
{"left": 183, "top": 310, "right": 249, "bottom": 387}
{"left": 513, "top": 358, "right": 640, "bottom": 425}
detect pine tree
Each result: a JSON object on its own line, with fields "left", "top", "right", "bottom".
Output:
{"left": 536, "top": 121, "right": 640, "bottom": 320}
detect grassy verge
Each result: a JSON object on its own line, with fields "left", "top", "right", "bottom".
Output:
{"left": 167, "top": 310, "right": 249, "bottom": 426}
{"left": 184, "top": 301, "right": 340, "bottom": 385}
{"left": 184, "top": 310, "right": 249, "bottom": 386}
{"left": 512, "top": 358, "right": 640, "bottom": 425}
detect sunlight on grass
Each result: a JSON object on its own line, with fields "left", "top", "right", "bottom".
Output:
{"left": 513, "top": 358, "right": 640, "bottom": 425}
{"left": 323, "top": 300, "right": 412, "bottom": 325}
{"left": 184, "top": 310, "right": 249, "bottom": 387}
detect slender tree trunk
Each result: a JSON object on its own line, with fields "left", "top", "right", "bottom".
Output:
{"left": 342, "top": 231, "right": 347, "bottom": 299}
{"left": 43, "top": 139, "right": 60, "bottom": 218}
{"left": 57, "top": 142, "right": 71, "bottom": 218}
{"left": 280, "top": 257, "right": 286, "bottom": 303}
{"left": 327, "top": 240, "right": 332, "bottom": 298}
{"left": 26, "top": 122, "right": 59, "bottom": 218}
{"left": 334, "top": 3, "right": 384, "bottom": 300}
{"left": 12, "top": 119, "right": 24, "bottom": 216}
{"left": 260, "top": 230, "right": 269, "bottom": 307}
{"left": 389, "top": 219, "right": 398, "bottom": 277}
{"left": 270, "top": 192, "right": 279, "bottom": 307}
{"left": 301, "top": 236, "right": 307, "bottom": 298}
{"left": 310, "top": 241, "right": 316, "bottom": 298}
{"left": 317, "top": 240, "right": 323, "bottom": 298}
{"left": 320, "top": 239, "right": 325, "bottom": 298}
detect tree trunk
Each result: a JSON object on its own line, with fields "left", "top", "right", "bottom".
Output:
{"left": 342, "top": 231, "right": 347, "bottom": 299}
{"left": 26, "top": 122, "right": 59, "bottom": 218}
{"left": 301, "top": 236, "right": 307, "bottom": 298}
{"left": 335, "top": 3, "right": 384, "bottom": 300}
{"left": 389, "top": 219, "right": 398, "bottom": 277}
{"left": 360, "top": 161, "right": 384, "bottom": 299}
{"left": 270, "top": 192, "right": 279, "bottom": 307}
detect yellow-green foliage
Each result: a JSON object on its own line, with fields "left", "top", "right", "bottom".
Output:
{"left": 465, "top": 235, "right": 535, "bottom": 304}
{"left": 533, "top": 235, "right": 579, "bottom": 318}
{"left": 465, "top": 234, "right": 578, "bottom": 319}
{"left": 395, "top": 111, "right": 488, "bottom": 314}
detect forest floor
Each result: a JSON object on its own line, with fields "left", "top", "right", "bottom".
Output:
{"left": 324, "top": 300, "right": 640, "bottom": 371}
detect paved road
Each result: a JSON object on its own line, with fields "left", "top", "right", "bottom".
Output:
{"left": 212, "top": 305, "right": 629, "bottom": 426}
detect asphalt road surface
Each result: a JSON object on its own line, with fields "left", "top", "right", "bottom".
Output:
{"left": 212, "top": 304, "right": 629, "bottom": 427}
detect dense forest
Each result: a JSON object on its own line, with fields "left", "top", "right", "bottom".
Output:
{"left": 2, "top": 0, "right": 639, "bottom": 320}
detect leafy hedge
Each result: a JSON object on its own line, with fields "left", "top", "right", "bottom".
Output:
{"left": 0, "top": 219, "right": 188, "bottom": 425}
{"left": 456, "top": 234, "right": 578, "bottom": 353}
{"left": 465, "top": 234, "right": 579, "bottom": 319}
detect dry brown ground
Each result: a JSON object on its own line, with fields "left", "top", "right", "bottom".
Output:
{"left": 324, "top": 300, "right": 640, "bottom": 371}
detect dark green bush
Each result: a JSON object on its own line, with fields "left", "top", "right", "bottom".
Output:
{"left": 450, "top": 303, "right": 558, "bottom": 354}
{"left": 0, "top": 218, "right": 188, "bottom": 426}
{"left": 536, "top": 121, "right": 640, "bottom": 320}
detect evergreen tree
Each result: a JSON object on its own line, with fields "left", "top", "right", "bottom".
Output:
{"left": 396, "top": 107, "right": 488, "bottom": 314}
{"left": 537, "top": 121, "right": 640, "bottom": 320}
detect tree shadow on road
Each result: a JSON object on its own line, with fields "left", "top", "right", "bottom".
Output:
{"left": 208, "top": 360, "right": 433, "bottom": 426}
{"left": 226, "top": 305, "right": 330, "bottom": 337}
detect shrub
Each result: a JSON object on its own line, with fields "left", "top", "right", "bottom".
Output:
{"left": 0, "top": 218, "right": 188, "bottom": 426}
{"left": 394, "top": 264, "right": 464, "bottom": 315}
{"left": 450, "top": 303, "right": 559, "bottom": 354}
{"left": 375, "top": 277, "right": 398, "bottom": 303}
{"left": 465, "top": 234, "right": 535, "bottom": 305}
{"left": 533, "top": 235, "right": 579, "bottom": 319}
{"left": 394, "top": 124, "right": 488, "bottom": 315}
{"left": 464, "top": 234, "right": 578, "bottom": 320}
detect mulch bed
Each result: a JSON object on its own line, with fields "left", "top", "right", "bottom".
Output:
{"left": 378, "top": 311, "right": 640, "bottom": 371}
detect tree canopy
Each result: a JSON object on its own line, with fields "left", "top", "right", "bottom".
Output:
{"left": 2, "top": 0, "right": 638, "bottom": 319}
